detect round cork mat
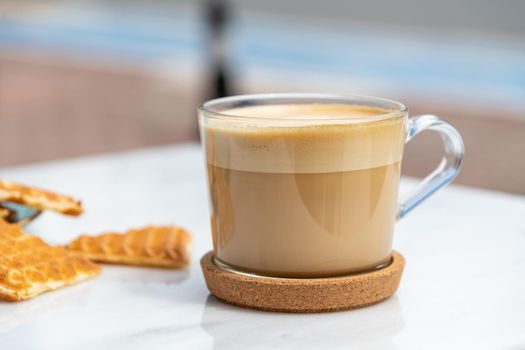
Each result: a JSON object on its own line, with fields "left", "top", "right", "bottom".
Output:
{"left": 201, "top": 251, "right": 405, "bottom": 313}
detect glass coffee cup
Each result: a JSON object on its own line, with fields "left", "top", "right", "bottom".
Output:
{"left": 199, "top": 94, "right": 464, "bottom": 278}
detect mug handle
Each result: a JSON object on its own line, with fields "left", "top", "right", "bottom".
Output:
{"left": 397, "top": 115, "right": 465, "bottom": 219}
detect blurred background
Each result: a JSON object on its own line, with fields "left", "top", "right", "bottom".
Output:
{"left": 0, "top": 0, "right": 524, "bottom": 194}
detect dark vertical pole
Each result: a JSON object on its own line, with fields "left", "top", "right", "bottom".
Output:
{"left": 205, "top": 0, "right": 232, "bottom": 100}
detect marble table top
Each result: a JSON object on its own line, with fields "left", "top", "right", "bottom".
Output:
{"left": 0, "top": 143, "right": 524, "bottom": 350}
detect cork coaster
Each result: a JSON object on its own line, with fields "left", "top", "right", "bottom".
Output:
{"left": 201, "top": 251, "right": 405, "bottom": 313}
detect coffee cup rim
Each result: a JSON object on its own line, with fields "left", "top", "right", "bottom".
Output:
{"left": 198, "top": 93, "right": 408, "bottom": 123}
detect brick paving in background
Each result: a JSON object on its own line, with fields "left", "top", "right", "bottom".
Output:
{"left": 0, "top": 56, "right": 200, "bottom": 166}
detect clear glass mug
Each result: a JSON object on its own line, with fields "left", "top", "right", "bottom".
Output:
{"left": 198, "top": 94, "right": 464, "bottom": 278}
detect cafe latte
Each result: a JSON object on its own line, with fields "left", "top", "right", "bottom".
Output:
{"left": 202, "top": 104, "right": 406, "bottom": 277}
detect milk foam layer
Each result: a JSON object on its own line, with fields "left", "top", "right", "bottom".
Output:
{"left": 202, "top": 104, "right": 407, "bottom": 173}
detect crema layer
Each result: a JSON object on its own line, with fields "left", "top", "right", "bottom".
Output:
{"left": 202, "top": 104, "right": 406, "bottom": 174}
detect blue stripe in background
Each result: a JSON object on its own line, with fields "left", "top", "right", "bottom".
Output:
{"left": 0, "top": 5, "right": 523, "bottom": 100}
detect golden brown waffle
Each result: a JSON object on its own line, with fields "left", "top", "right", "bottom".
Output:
{"left": 0, "top": 220, "right": 101, "bottom": 302}
{"left": 0, "top": 180, "right": 83, "bottom": 216}
{"left": 67, "top": 226, "right": 192, "bottom": 268}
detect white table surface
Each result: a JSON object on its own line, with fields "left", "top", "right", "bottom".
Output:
{"left": 1, "top": 143, "right": 524, "bottom": 350}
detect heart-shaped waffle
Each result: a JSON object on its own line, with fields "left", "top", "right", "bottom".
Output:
{"left": 0, "top": 220, "right": 101, "bottom": 302}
